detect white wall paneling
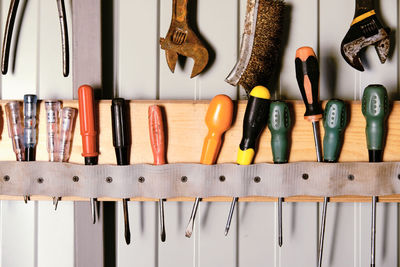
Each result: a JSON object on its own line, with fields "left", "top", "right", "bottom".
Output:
{"left": 0, "top": 0, "right": 398, "bottom": 266}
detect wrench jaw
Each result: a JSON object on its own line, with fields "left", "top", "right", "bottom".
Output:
{"left": 341, "top": 15, "right": 390, "bottom": 71}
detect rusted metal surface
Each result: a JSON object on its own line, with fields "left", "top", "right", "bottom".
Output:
{"left": 160, "top": 0, "right": 209, "bottom": 78}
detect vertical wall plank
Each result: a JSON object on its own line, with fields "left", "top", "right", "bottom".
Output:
{"left": 36, "top": 1, "right": 74, "bottom": 267}
{"left": 0, "top": 0, "right": 39, "bottom": 266}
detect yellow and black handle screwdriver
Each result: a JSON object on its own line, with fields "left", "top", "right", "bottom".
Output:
{"left": 111, "top": 98, "right": 131, "bottom": 244}
{"left": 295, "top": 46, "right": 325, "bottom": 266}
{"left": 185, "top": 94, "right": 233, "bottom": 238}
{"left": 224, "top": 86, "right": 271, "bottom": 236}
{"left": 267, "top": 100, "right": 291, "bottom": 247}
{"left": 361, "top": 84, "right": 389, "bottom": 267}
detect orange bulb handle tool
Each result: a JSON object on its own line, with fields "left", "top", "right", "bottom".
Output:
{"left": 200, "top": 94, "right": 234, "bottom": 165}
{"left": 295, "top": 46, "right": 323, "bottom": 122}
{"left": 149, "top": 105, "right": 166, "bottom": 165}
{"left": 78, "top": 85, "right": 98, "bottom": 158}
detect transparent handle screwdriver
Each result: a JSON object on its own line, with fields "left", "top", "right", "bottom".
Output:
{"left": 23, "top": 94, "right": 37, "bottom": 203}
{"left": 45, "top": 100, "right": 61, "bottom": 162}
{"left": 5, "top": 101, "right": 25, "bottom": 162}
{"left": 54, "top": 107, "right": 76, "bottom": 210}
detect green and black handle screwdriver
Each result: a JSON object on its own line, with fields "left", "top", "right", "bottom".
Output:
{"left": 320, "top": 99, "right": 348, "bottom": 265}
{"left": 362, "top": 84, "right": 389, "bottom": 267}
{"left": 267, "top": 101, "right": 291, "bottom": 247}
{"left": 224, "top": 85, "right": 271, "bottom": 236}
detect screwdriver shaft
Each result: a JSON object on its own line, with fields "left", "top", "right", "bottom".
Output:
{"left": 278, "top": 197, "right": 283, "bottom": 247}
{"left": 123, "top": 198, "right": 131, "bottom": 244}
{"left": 90, "top": 198, "right": 96, "bottom": 224}
{"left": 318, "top": 197, "right": 328, "bottom": 267}
{"left": 225, "top": 197, "right": 238, "bottom": 236}
{"left": 312, "top": 121, "right": 323, "bottom": 162}
{"left": 159, "top": 199, "right": 166, "bottom": 242}
{"left": 371, "top": 196, "right": 377, "bottom": 267}
{"left": 185, "top": 197, "right": 200, "bottom": 238}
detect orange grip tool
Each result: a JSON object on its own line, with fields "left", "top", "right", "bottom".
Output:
{"left": 78, "top": 85, "right": 98, "bottom": 159}
{"left": 148, "top": 105, "right": 166, "bottom": 165}
{"left": 200, "top": 94, "right": 234, "bottom": 165}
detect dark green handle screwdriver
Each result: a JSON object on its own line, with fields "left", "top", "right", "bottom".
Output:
{"left": 362, "top": 84, "right": 389, "bottom": 267}
{"left": 319, "top": 99, "right": 348, "bottom": 265}
{"left": 268, "top": 101, "right": 291, "bottom": 247}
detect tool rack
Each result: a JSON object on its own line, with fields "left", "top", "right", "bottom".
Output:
{"left": 0, "top": 99, "right": 399, "bottom": 203}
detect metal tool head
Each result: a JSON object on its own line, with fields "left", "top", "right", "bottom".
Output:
{"left": 341, "top": 14, "right": 390, "bottom": 71}
{"left": 160, "top": 25, "right": 208, "bottom": 78}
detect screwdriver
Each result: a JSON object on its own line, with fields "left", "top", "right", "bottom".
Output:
{"left": 5, "top": 101, "right": 25, "bottom": 162}
{"left": 148, "top": 105, "right": 167, "bottom": 242}
{"left": 56, "top": 107, "right": 77, "bottom": 209}
{"left": 111, "top": 98, "right": 131, "bottom": 245}
{"left": 295, "top": 47, "right": 325, "bottom": 266}
{"left": 185, "top": 94, "right": 233, "bottom": 238}
{"left": 267, "top": 100, "right": 291, "bottom": 247}
{"left": 78, "top": 85, "right": 99, "bottom": 224}
{"left": 361, "top": 84, "right": 389, "bottom": 267}
{"left": 23, "top": 94, "right": 38, "bottom": 203}
{"left": 320, "top": 99, "right": 348, "bottom": 265}
{"left": 45, "top": 100, "right": 62, "bottom": 209}
{"left": 224, "top": 86, "right": 270, "bottom": 236}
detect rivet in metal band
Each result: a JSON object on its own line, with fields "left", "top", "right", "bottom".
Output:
{"left": 181, "top": 176, "right": 188, "bottom": 183}
{"left": 219, "top": 175, "right": 226, "bottom": 182}
{"left": 106, "top": 177, "right": 113, "bottom": 183}
{"left": 138, "top": 176, "right": 145, "bottom": 183}
{"left": 37, "top": 177, "right": 44, "bottom": 184}
{"left": 254, "top": 176, "right": 261, "bottom": 183}
{"left": 302, "top": 173, "right": 309, "bottom": 180}
{"left": 3, "top": 175, "right": 10, "bottom": 182}
{"left": 348, "top": 174, "right": 355, "bottom": 181}
{"left": 72, "top": 176, "right": 79, "bottom": 182}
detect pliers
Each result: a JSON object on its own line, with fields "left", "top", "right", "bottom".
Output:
{"left": 1, "top": 0, "right": 69, "bottom": 77}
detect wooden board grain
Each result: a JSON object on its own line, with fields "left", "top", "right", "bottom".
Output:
{"left": 0, "top": 99, "right": 399, "bottom": 202}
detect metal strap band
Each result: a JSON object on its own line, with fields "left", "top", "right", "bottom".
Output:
{"left": 0, "top": 161, "right": 399, "bottom": 198}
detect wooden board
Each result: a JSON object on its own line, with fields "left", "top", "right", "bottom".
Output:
{"left": 0, "top": 99, "right": 399, "bottom": 202}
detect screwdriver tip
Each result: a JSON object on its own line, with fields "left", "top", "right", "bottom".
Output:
{"left": 125, "top": 233, "right": 131, "bottom": 245}
{"left": 224, "top": 227, "right": 230, "bottom": 236}
{"left": 161, "top": 232, "right": 166, "bottom": 242}
{"left": 279, "top": 237, "right": 282, "bottom": 247}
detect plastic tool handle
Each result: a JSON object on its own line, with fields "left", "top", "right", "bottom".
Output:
{"left": 111, "top": 98, "right": 129, "bottom": 166}
{"left": 201, "top": 94, "right": 233, "bottom": 165}
{"left": 24, "top": 94, "right": 37, "bottom": 161}
{"left": 323, "top": 99, "right": 348, "bottom": 162}
{"left": 78, "top": 85, "right": 98, "bottom": 161}
{"left": 237, "top": 86, "right": 271, "bottom": 165}
{"left": 268, "top": 101, "right": 291, "bottom": 164}
{"left": 361, "top": 84, "right": 389, "bottom": 162}
{"left": 149, "top": 105, "right": 166, "bottom": 165}
{"left": 295, "top": 47, "right": 323, "bottom": 122}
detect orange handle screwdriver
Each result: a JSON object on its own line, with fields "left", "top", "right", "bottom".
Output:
{"left": 78, "top": 84, "right": 99, "bottom": 224}
{"left": 148, "top": 105, "right": 167, "bottom": 242}
{"left": 185, "top": 94, "right": 234, "bottom": 238}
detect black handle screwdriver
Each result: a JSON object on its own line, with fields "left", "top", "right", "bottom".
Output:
{"left": 224, "top": 86, "right": 271, "bottom": 236}
{"left": 295, "top": 47, "right": 325, "bottom": 266}
{"left": 267, "top": 100, "right": 291, "bottom": 247}
{"left": 361, "top": 84, "right": 389, "bottom": 267}
{"left": 111, "top": 98, "right": 131, "bottom": 245}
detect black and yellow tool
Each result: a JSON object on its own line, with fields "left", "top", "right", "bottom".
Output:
{"left": 224, "top": 85, "right": 271, "bottom": 236}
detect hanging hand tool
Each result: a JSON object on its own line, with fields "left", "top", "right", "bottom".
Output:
{"left": 45, "top": 100, "right": 62, "bottom": 209}
{"left": 341, "top": 0, "right": 390, "bottom": 71}
{"left": 185, "top": 94, "right": 233, "bottom": 238}
{"left": 78, "top": 85, "right": 99, "bottom": 224}
{"left": 160, "top": 0, "right": 208, "bottom": 78}
{"left": 361, "top": 84, "right": 389, "bottom": 267}
{"left": 267, "top": 100, "right": 291, "bottom": 247}
{"left": 55, "top": 107, "right": 76, "bottom": 210}
{"left": 148, "top": 105, "right": 167, "bottom": 242}
{"left": 111, "top": 98, "right": 131, "bottom": 245}
{"left": 295, "top": 47, "right": 326, "bottom": 267}
{"left": 224, "top": 86, "right": 270, "bottom": 236}
{"left": 1, "top": 0, "right": 70, "bottom": 76}
{"left": 23, "top": 94, "right": 37, "bottom": 203}
{"left": 5, "top": 101, "right": 24, "bottom": 162}
{"left": 319, "top": 99, "right": 348, "bottom": 265}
